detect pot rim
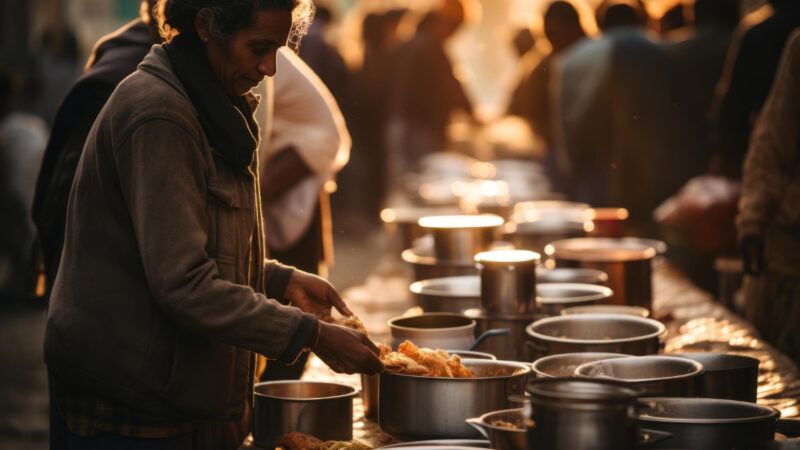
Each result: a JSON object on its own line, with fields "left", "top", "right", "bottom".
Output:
{"left": 418, "top": 215, "right": 505, "bottom": 229}
{"left": 531, "top": 352, "right": 634, "bottom": 378}
{"left": 545, "top": 237, "right": 659, "bottom": 262}
{"left": 402, "top": 248, "right": 477, "bottom": 268}
{"left": 537, "top": 267, "right": 609, "bottom": 284}
{"left": 389, "top": 313, "right": 476, "bottom": 334}
{"left": 637, "top": 397, "right": 781, "bottom": 424}
{"left": 381, "top": 358, "right": 531, "bottom": 380}
{"left": 253, "top": 380, "right": 359, "bottom": 402}
{"left": 409, "top": 276, "right": 480, "bottom": 298}
{"left": 574, "top": 356, "right": 705, "bottom": 382}
{"left": 561, "top": 304, "right": 649, "bottom": 317}
{"left": 527, "top": 377, "right": 642, "bottom": 401}
{"left": 525, "top": 313, "right": 665, "bottom": 344}
{"left": 536, "top": 283, "right": 614, "bottom": 304}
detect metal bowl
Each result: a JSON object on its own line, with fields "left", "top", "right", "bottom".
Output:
{"left": 466, "top": 408, "right": 527, "bottom": 450}
{"left": 531, "top": 352, "right": 633, "bottom": 378}
{"left": 536, "top": 283, "right": 614, "bottom": 316}
{"left": 525, "top": 313, "right": 665, "bottom": 359}
{"left": 574, "top": 355, "right": 704, "bottom": 397}
{"left": 560, "top": 304, "right": 650, "bottom": 318}
{"left": 410, "top": 276, "right": 481, "bottom": 313}
{"left": 252, "top": 381, "right": 358, "bottom": 448}
{"left": 670, "top": 353, "right": 760, "bottom": 402}
{"left": 389, "top": 313, "right": 476, "bottom": 350}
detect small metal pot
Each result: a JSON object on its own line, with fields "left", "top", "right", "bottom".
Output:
{"left": 419, "top": 215, "right": 504, "bottom": 262}
{"left": 381, "top": 206, "right": 461, "bottom": 250}
{"left": 389, "top": 313, "right": 476, "bottom": 350}
{"left": 466, "top": 309, "right": 539, "bottom": 362}
{"left": 526, "top": 378, "right": 641, "bottom": 450}
{"left": 402, "top": 247, "right": 478, "bottom": 281}
{"left": 475, "top": 250, "right": 540, "bottom": 314}
{"left": 531, "top": 352, "right": 633, "bottom": 378}
{"left": 525, "top": 313, "right": 665, "bottom": 359}
{"left": 536, "top": 283, "right": 614, "bottom": 316}
{"left": 670, "top": 353, "right": 760, "bottom": 402}
{"left": 252, "top": 381, "right": 358, "bottom": 448}
{"left": 637, "top": 397, "right": 780, "bottom": 449}
{"left": 561, "top": 304, "right": 650, "bottom": 318}
{"left": 379, "top": 359, "right": 531, "bottom": 439}
{"left": 502, "top": 219, "right": 588, "bottom": 255}
{"left": 574, "top": 355, "right": 705, "bottom": 397}
{"left": 466, "top": 408, "right": 527, "bottom": 450}
{"left": 410, "top": 276, "right": 481, "bottom": 313}
{"left": 536, "top": 267, "right": 609, "bottom": 285}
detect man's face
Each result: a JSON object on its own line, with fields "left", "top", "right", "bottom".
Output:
{"left": 205, "top": 8, "right": 293, "bottom": 96}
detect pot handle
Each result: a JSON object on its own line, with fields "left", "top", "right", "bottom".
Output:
{"left": 465, "top": 418, "right": 490, "bottom": 439}
{"left": 777, "top": 418, "right": 800, "bottom": 438}
{"left": 525, "top": 340, "right": 548, "bottom": 359}
{"left": 638, "top": 428, "right": 672, "bottom": 447}
{"left": 470, "top": 328, "right": 511, "bottom": 351}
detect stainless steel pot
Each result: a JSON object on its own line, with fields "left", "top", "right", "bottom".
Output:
{"left": 637, "top": 397, "right": 780, "bottom": 449}
{"left": 670, "top": 353, "right": 760, "bottom": 402}
{"left": 419, "top": 215, "right": 504, "bottom": 262}
{"left": 379, "top": 359, "right": 531, "bottom": 439}
{"left": 546, "top": 238, "right": 663, "bottom": 311}
{"left": 389, "top": 313, "right": 476, "bottom": 350}
{"left": 381, "top": 439, "right": 491, "bottom": 448}
{"left": 537, "top": 267, "right": 608, "bottom": 285}
{"left": 466, "top": 408, "right": 527, "bottom": 450}
{"left": 526, "top": 378, "right": 641, "bottom": 450}
{"left": 525, "top": 313, "right": 665, "bottom": 359}
{"left": 502, "top": 219, "right": 587, "bottom": 255}
{"left": 475, "top": 250, "right": 540, "bottom": 314}
{"left": 361, "top": 374, "right": 379, "bottom": 419}
{"left": 381, "top": 206, "right": 461, "bottom": 250}
{"left": 574, "top": 355, "right": 705, "bottom": 397}
{"left": 531, "top": 352, "right": 633, "bottom": 378}
{"left": 410, "top": 276, "right": 481, "bottom": 313}
{"left": 561, "top": 304, "right": 650, "bottom": 318}
{"left": 252, "top": 381, "right": 358, "bottom": 448}
{"left": 466, "top": 309, "right": 539, "bottom": 362}
{"left": 536, "top": 283, "right": 614, "bottom": 316}
{"left": 402, "top": 247, "right": 478, "bottom": 282}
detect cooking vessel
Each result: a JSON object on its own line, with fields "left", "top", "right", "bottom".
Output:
{"left": 561, "top": 304, "right": 650, "bottom": 318}
{"left": 475, "top": 250, "right": 540, "bottom": 314}
{"left": 447, "top": 350, "right": 497, "bottom": 360}
{"left": 402, "top": 247, "right": 477, "bottom": 281}
{"left": 537, "top": 267, "right": 608, "bottom": 285}
{"left": 381, "top": 440, "right": 491, "bottom": 448}
{"left": 381, "top": 206, "right": 461, "bottom": 250}
{"left": 388, "top": 313, "right": 509, "bottom": 350}
{"left": 531, "top": 352, "right": 633, "bottom": 378}
{"left": 419, "top": 215, "right": 504, "bottom": 262}
{"left": 637, "top": 397, "right": 780, "bottom": 449}
{"left": 511, "top": 200, "right": 589, "bottom": 223}
{"left": 466, "top": 408, "right": 527, "bottom": 450}
{"left": 466, "top": 309, "right": 539, "bottom": 361}
{"left": 546, "top": 238, "right": 663, "bottom": 311}
{"left": 525, "top": 313, "right": 665, "bottom": 359}
{"left": 536, "top": 283, "right": 614, "bottom": 316}
{"left": 586, "top": 207, "right": 628, "bottom": 238}
{"left": 502, "top": 218, "right": 588, "bottom": 255}
{"left": 252, "top": 381, "right": 358, "bottom": 448}
{"left": 574, "top": 356, "right": 705, "bottom": 397}
{"left": 410, "top": 276, "right": 482, "bottom": 313}
{"left": 379, "top": 359, "right": 531, "bottom": 439}
{"left": 526, "top": 378, "right": 641, "bottom": 450}
{"left": 361, "top": 374, "right": 379, "bottom": 419}
{"left": 670, "top": 353, "right": 759, "bottom": 402}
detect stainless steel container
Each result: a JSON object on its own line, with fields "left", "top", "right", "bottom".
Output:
{"left": 536, "top": 267, "right": 608, "bottom": 285}
{"left": 671, "top": 353, "right": 760, "bottom": 402}
{"left": 574, "top": 355, "right": 704, "bottom": 397}
{"left": 536, "top": 283, "right": 613, "bottom": 316}
{"left": 525, "top": 313, "right": 665, "bottom": 359}
{"left": 502, "top": 219, "right": 587, "bottom": 255}
{"left": 361, "top": 374, "right": 379, "bottom": 419}
{"left": 402, "top": 247, "right": 477, "bottom": 282}
{"left": 560, "top": 304, "right": 649, "bottom": 318}
{"left": 381, "top": 439, "right": 491, "bottom": 448}
{"left": 466, "top": 309, "right": 539, "bottom": 362}
{"left": 546, "top": 238, "right": 662, "bottom": 311}
{"left": 526, "top": 378, "right": 641, "bottom": 450}
{"left": 252, "top": 381, "right": 358, "bottom": 448}
{"left": 379, "top": 359, "right": 531, "bottom": 439}
{"left": 475, "top": 250, "right": 540, "bottom": 314}
{"left": 381, "top": 206, "right": 461, "bottom": 250}
{"left": 511, "top": 200, "right": 590, "bottom": 223}
{"left": 637, "top": 397, "right": 780, "bottom": 449}
{"left": 466, "top": 408, "right": 527, "bottom": 450}
{"left": 389, "top": 313, "right": 476, "bottom": 350}
{"left": 419, "top": 215, "right": 504, "bottom": 262}
{"left": 410, "top": 276, "right": 481, "bottom": 313}
{"left": 531, "top": 352, "right": 633, "bottom": 378}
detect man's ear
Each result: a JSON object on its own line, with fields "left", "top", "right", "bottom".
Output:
{"left": 195, "top": 7, "right": 214, "bottom": 42}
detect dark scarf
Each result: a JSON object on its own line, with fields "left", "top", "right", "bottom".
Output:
{"left": 163, "top": 33, "right": 259, "bottom": 172}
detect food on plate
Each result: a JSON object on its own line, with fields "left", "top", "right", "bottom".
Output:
{"left": 277, "top": 432, "right": 372, "bottom": 450}
{"left": 379, "top": 340, "right": 473, "bottom": 378}
{"left": 334, "top": 315, "right": 370, "bottom": 338}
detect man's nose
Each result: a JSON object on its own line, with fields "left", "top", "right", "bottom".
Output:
{"left": 258, "top": 52, "right": 278, "bottom": 77}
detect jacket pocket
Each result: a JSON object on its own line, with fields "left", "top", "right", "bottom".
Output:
{"left": 207, "top": 182, "right": 253, "bottom": 283}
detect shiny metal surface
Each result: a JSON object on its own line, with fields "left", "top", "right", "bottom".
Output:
{"left": 446, "top": 350, "right": 497, "bottom": 360}
{"left": 671, "top": 353, "right": 760, "bottom": 402}
{"left": 502, "top": 219, "right": 587, "bottom": 255}
{"left": 402, "top": 247, "right": 478, "bottom": 281}
{"left": 475, "top": 250, "right": 539, "bottom": 314}
{"left": 574, "top": 355, "right": 704, "bottom": 397}
{"left": 252, "top": 381, "right": 357, "bottom": 448}
{"left": 389, "top": 313, "right": 476, "bottom": 350}
{"left": 380, "top": 439, "right": 491, "bottom": 448}
{"left": 526, "top": 378, "right": 640, "bottom": 450}
{"left": 536, "top": 267, "right": 608, "bottom": 285}
{"left": 466, "top": 408, "right": 526, "bottom": 450}
{"left": 361, "top": 374, "right": 380, "bottom": 419}
{"left": 410, "top": 276, "right": 481, "bottom": 313}
{"left": 379, "top": 360, "right": 531, "bottom": 439}
{"left": 531, "top": 352, "right": 633, "bottom": 378}
{"left": 466, "top": 309, "right": 539, "bottom": 361}
{"left": 381, "top": 206, "right": 461, "bottom": 250}
{"left": 419, "top": 215, "right": 504, "bottom": 262}
{"left": 525, "top": 313, "right": 665, "bottom": 359}
{"left": 560, "top": 304, "right": 649, "bottom": 317}
{"left": 638, "top": 397, "right": 780, "bottom": 449}
{"left": 536, "top": 283, "right": 613, "bottom": 316}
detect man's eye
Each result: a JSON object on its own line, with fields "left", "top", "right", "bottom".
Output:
{"left": 251, "top": 44, "right": 274, "bottom": 55}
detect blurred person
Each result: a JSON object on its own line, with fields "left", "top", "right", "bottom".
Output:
{"left": 659, "top": 4, "right": 686, "bottom": 37}
{"left": 33, "top": 0, "right": 161, "bottom": 301}
{"left": 386, "top": 0, "right": 473, "bottom": 185}
{"left": 297, "top": 5, "right": 349, "bottom": 108}
{"left": 737, "top": 29, "right": 800, "bottom": 365}
{"left": 596, "top": 1, "right": 646, "bottom": 31}
{"left": 31, "top": 28, "right": 81, "bottom": 126}
{"left": 711, "top": 0, "right": 800, "bottom": 178}
{"left": 45, "top": 0, "right": 381, "bottom": 448}
{"left": 512, "top": 27, "right": 536, "bottom": 57}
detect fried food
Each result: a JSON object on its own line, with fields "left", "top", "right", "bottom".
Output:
{"left": 311, "top": 441, "right": 372, "bottom": 450}
{"left": 379, "top": 340, "right": 473, "bottom": 378}
{"left": 278, "top": 432, "right": 372, "bottom": 450}
{"left": 334, "top": 315, "right": 370, "bottom": 338}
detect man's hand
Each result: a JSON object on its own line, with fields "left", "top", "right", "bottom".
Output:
{"left": 284, "top": 270, "right": 351, "bottom": 321}
{"left": 741, "top": 235, "right": 765, "bottom": 275}
{"left": 314, "top": 321, "right": 383, "bottom": 375}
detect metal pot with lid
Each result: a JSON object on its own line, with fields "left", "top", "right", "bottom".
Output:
{"left": 531, "top": 352, "right": 633, "bottom": 378}
{"left": 574, "top": 355, "right": 705, "bottom": 397}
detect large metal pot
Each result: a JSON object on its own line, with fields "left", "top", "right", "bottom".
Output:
{"left": 536, "top": 283, "right": 614, "bottom": 316}
{"left": 546, "top": 238, "right": 663, "bottom": 311}
{"left": 410, "top": 276, "right": 481, "bottom": 313}
{"left": 526, "top": 378, "right": 641, "bottom": 450}
{"left": 637, "top": 397, "right": 780, "bottom": 449}
{"left": 389, "top": 313, "right": 476, "bottom": 350}
{"left": 379, "top": 359, "right": 531, "bottom": 439}
{"left": 561, "top": 304, "right": 650, "bottom": 318}
{"left": 419, "top": 215, "right": 504, "bottom": 262}
{"left": 574, "top": 355, "right": 705, "bottom": 397}
{"left": 466, "top": 309, "right": 538, "bottom": 362}
{"left": 525, "top": 313, "right": 665, "bottom": 359}
{"left": 531, "top": 352, "right": 633, "bottom": 378}
{"left": 466, "top": 408, "right": 527, "bottom": 450}
{"left": 252, "top": 381, "right": 358, "bottom": 448}
{"left": 475, "top": 250, "right": 540, "bottom": 314}
{"left": 402, "top": 247, "right": 477, "bottom": 282}
{"left": 670, "top": 353, "right": 760, "bottom": 402}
